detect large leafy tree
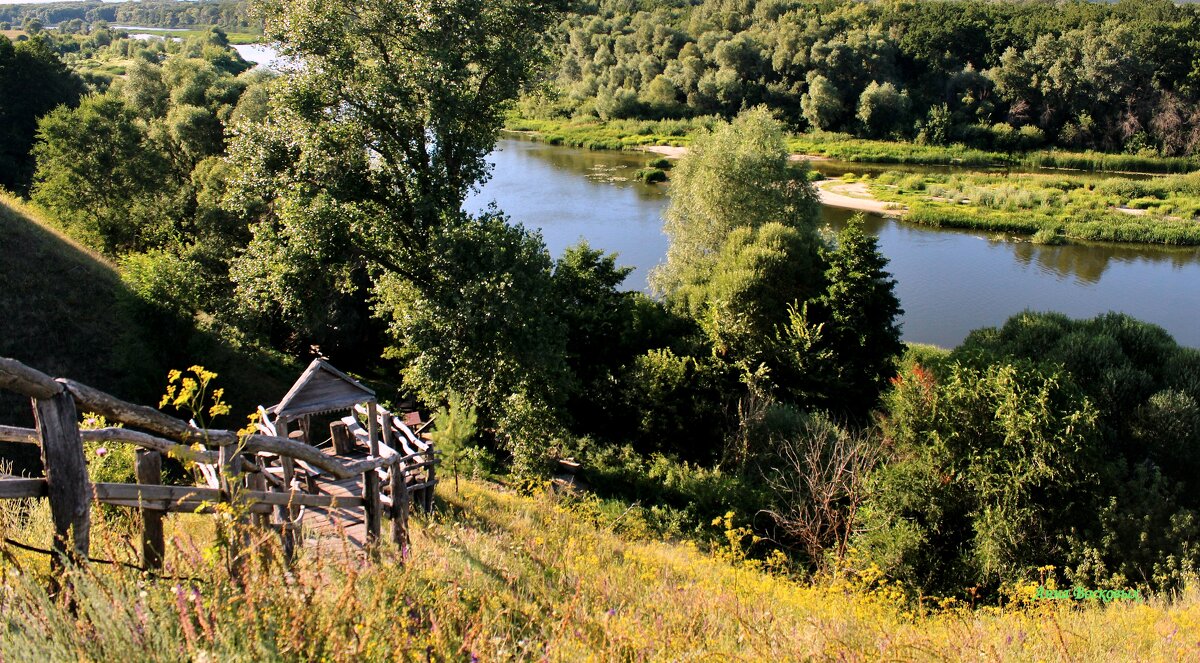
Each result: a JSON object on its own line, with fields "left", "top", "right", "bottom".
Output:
{"left": 32, "top": 94, "right": 171, "bottom": 255}
{"left": 228, "top": 0, "right": 569, "bottom": 366}
{"left": 0, "top": 35, "right": 84, "bottom": 194}
{"left": 651, "top": 107, "right": 820, "bottom": 299}
{"left": 235, "top": 0, "right": 570, "bottom": 290}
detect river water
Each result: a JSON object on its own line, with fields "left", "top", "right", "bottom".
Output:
{"left": 465, "top": 138, "right": 1200, "bottom": 348}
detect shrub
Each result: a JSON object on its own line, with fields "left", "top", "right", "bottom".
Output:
{"left": 634, "top": 167, "right": 667, "bottom": 183}
{"left": 858, "top": 360, "right": 1103, "bottom": 596}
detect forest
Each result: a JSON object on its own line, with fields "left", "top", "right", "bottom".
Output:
{"left": 0, "top": 1, "right": 256, "bottom": 32}
{"left": 2, "top": 1, "right": 1200, "bottom": 659}
{"left": 528, "top": 0, "right": 1200, "bottom": 157}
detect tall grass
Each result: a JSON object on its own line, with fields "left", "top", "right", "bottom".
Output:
{"left": 872, "top": 171, "right": 1200, "bottom": 246}
{"left": 4, "top": 480, "right": 1200, "bottom": 660}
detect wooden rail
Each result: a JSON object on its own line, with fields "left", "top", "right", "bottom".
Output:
{"left": 0, "top": 357, "right": 436, "bottom": 572}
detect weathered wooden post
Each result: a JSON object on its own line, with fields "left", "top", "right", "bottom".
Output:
{"left": 362, "top": 469, "right": 381, "bottom": 550}
{"left": 135, "top": 449, "right": 164, "bottom": 572}
{"left": 247, "top": 470, "right": 268, "bottom": 529}
{"left": 218, "top": 442, "right": 247, "bottom": 578}
{"left": 330, "top": 421, "right": 354, "bottom": 455}
{"left": 366, "top": 401, "right": 380, "bottom": 457}
{"left": 390, "top": 459, "right": 409, "bottom": 552}
{"left": 424, "top": 459, "right": 436, "bottom": 514}
{"left": 33, "top": 388, "right": 90, "bottom": 569}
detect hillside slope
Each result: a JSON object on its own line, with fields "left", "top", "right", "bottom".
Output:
{"left": 0, "top": 193, "right": 294, "bottom": 468}
{"left": 3, "top": 480, "right": 1199, "bottom": 660}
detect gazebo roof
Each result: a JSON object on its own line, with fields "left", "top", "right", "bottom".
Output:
{"left": 267, "top": 359, "right": 375, "bottom": 421}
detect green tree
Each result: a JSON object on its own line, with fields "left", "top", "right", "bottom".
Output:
{"left": 675, "top": 222, "right": 825, "bottom": 372}
{"left": 812, "top": 216, "right": 904, "bottom": 416}
{"left": 374, "top": 213, "right": 569, "bottom": 430}
{"left": 32, "top": 94, "right": 170, "bottom": 255}
{"left": 801, "top": 74, "right": 845, "bottom": 131}
{"left": 651, "top": 107, "right": 820, "bottom": 298}
{"left": 0, "top": 35, "right": 84, "bottom": 193}
{"left": 856, "top": 80, "right": 911, "bottom": 138}
{"left": 228, "top": 0, "right": 569, "bottom": 366}
{"left": 859, "top": 360, "right": 1102, "bottom": 596}
{"left": 429, "top": 392, "right": 480, "bottom": 493}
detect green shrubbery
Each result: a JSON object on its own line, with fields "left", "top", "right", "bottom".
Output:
{"left": 857, "top": 312, "right": 1200, "bottom": 598}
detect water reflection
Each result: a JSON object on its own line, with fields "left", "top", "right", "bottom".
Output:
{"left": 468, "top": 137, "right": 1200, "bottom": 348}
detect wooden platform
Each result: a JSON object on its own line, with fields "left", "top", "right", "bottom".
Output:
{"left": 299, "top": 447, "right": 372, "bottom": 551}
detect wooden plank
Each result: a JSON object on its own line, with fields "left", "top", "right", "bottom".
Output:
{"left": 35, "top": 390, "right": 90, "bottom": 566}
{"left": 90, "top": 483, "right": 363, "bottom": 509}
{"left": 135, "top": 450, "right": 164, "bottom": 572}
{"left": 0, "top": 425, "right": 39, "bottom": 444}
{"left": 0, "top": 478, "right": 47, "bottom": 498}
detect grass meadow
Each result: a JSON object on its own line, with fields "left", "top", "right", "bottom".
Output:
{"left": 863, "top": 170, "right": 1200, "bottom": 245}
{"left": 2, "top": 480, "right": 1199, "bottom": 661}
{"left": 506, "top": 116, "right": 1200, "bottom": 175}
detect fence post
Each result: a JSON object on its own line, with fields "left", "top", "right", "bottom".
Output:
{"left": 135, "top": 449, "right": 164, "bottom": 572}
{"left": 218, "top": 443, "right": 247, "bottom": 578}
{"left": 362, "top": 469, "right": 381, "bottom": 550}
{"left": 366, "top": 402, "right": 380, "bottom": 457}
{"left": 33, "top": 390, "right": 90, "bottom": 569}
{"left": 390, "top": 460, "right": 409, "bottom": 552}
{"left": 424, "top": 460, "right": 436, "bottom": 514}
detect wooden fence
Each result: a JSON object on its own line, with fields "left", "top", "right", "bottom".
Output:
{"left": 0, "top": 357, "right": 432, "bottom": 572}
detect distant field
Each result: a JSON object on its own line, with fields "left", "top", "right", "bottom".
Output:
{"left": 118, "top": 27, "right": 263, "bottom": 44}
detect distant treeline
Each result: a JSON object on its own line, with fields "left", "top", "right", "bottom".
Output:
{"left": 0, "top": 1, "right": 257, "bottom": 31}
{"left": 535, "top": 0, "right": 1200, "bottom": 155}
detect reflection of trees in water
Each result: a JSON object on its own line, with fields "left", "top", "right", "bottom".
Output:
{"left": 1012, "top": 240, "right": 1200, "bottom": 285}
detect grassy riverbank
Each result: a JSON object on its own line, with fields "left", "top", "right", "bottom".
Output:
{"left": 117, "top": 27, "right": 264, "bottom": 45}
{"left": 861, "top": 171, "right": 1200, "bottom": 245}
{"left": 506, "top": 116, "right": 1200, "bottom": 175}
{"left": 4, "top": 479, "right": 1200, "bottom": 660}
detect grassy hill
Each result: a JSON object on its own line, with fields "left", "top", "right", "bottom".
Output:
{"left": 0, "top": 193, "right": 295, "bottom": 471}
{"left": 2, "top": 479, "right": 1198, "bottom": 660}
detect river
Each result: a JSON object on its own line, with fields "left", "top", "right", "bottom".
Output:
{"left": 465, "top": 138, "right": 1200, "bottom": 348}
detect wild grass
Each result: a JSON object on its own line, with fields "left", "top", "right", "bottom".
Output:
{"left": 870, "top": 171, "right": 1200, "bottom": 246}
{"left": 117, "top": 28, "right": 264, "bottom": 45}
{"left": 3, "top": 480, "right": 1200, "bottom": 661}
{"left": 507, "top": 116, "right": 1200, "bottom": 175}
{"left": 504, "top": 115, "right": 712, "bottom": 151}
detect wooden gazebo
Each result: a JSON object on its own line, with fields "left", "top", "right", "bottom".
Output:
{"left": 264, "top": 359, "right": 384, "bottom": 456}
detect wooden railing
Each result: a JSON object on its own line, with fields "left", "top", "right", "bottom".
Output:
{"left": 0, "top": 357, "right": 429, "bottom": 571}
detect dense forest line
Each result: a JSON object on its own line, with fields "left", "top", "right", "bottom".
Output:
{"left": 526, "top": 0, "right": 1200, "bottom": 156}
{"left": 0, "top": 1, "right": 257, "bottom": 32}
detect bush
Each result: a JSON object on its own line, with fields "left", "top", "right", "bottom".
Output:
{"left": 858, "top": 360, "right": 1103, "bottom": 597}
{"left": 634, "top": 167, "right": 667, "bottom": 183}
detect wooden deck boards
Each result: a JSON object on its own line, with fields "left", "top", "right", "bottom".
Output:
{"left": 298, "top": 447, "right": 370, "bottom": 550}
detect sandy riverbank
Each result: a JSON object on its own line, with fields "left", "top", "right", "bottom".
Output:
{"left": 814, "top": 180, "right": 904, "bottom": 215}
{"left": 640, "top": 145, "right": 900, "bottom": 215}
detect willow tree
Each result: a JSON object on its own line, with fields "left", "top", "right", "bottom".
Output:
{"left": 650, "top": 107, "right": 821, "bottom": 300}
